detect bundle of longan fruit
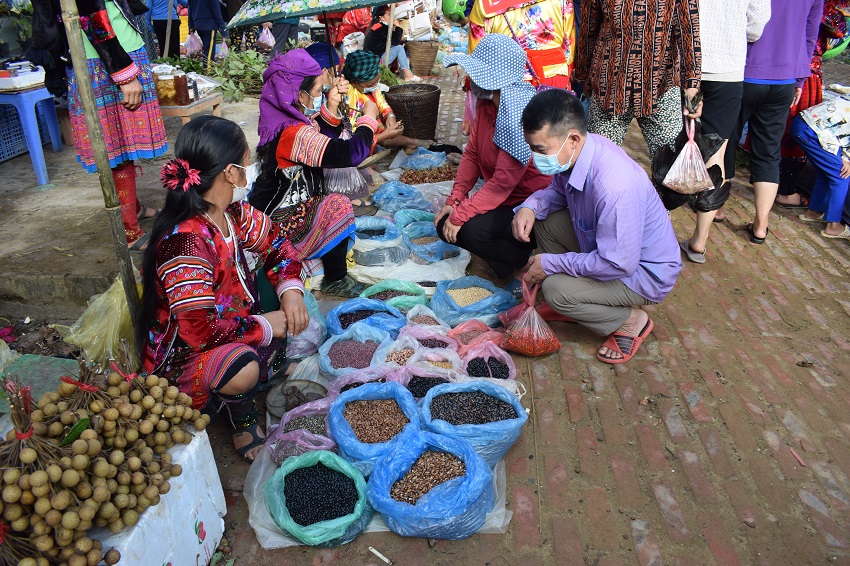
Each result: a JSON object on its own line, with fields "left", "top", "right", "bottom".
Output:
{"left": 0, "top": 359, "right": 211, "bottom": 566}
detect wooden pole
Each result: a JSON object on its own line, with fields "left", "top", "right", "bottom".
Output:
{"left": 58, "top": 0, "right": 141, "bottom": 328}
{"left": 164, "top": 0, "right": 174, "bottom": 58}
{"left": 384, "top": 4, "right": 395, "bottom": 64}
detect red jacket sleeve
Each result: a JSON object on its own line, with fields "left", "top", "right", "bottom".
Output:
{"left": 449, "top": 148, "right": 530, "bottom": 225}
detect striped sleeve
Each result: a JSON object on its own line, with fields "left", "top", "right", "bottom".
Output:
{"left": 157, "top": 256, "right": 216, "bottom": 313}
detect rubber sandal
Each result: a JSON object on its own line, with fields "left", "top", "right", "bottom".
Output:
{"left": 128, "top": 232, "right": 150, "bottom": 251}
{"left": 536, "top": 302, "right": 575, "bottom": 323}
{"left": 746, "top": 223, "right": 768, "bottom": 244}
{"left": 233, "top": 424, "right": 265, "bottom": 462}
{"left": 712, "top": 216, "right": 725, "bottom": 223}
{"left": 596, "top": 318, "right": 654, "bottom": 365}
{"left": 799, "top": 213, "right": 826, "bottom": 223}
{"left": 821, "top": 226, "right": 850, "bottom": 240}
{"left": 679, "top": 239, "right": 706, "bottom": 264}
{"left": 137, "top": 205, "right": 160, "bottom": 220}
{"left": 776, "top": 195, "right": 809, "bottom": 209}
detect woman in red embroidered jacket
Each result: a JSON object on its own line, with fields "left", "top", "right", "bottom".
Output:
{"left": 137, "top": 116, "right": 307, "bottom": 461}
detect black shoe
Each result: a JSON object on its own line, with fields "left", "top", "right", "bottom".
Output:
{"left": 746, "top": 223, "right": 768, "bottom": 244}
{"left": 320, "top": 275, "right": 367, "bottom": 298}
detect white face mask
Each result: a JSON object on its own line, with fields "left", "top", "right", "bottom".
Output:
{"left": 231, "top": 162, "right": 259, "bottom": 203}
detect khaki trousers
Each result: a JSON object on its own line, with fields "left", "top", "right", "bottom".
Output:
{"left": 534, "top": 209, "right": 652, "bottom": 336}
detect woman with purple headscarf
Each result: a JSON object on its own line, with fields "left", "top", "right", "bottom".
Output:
{"left": 249, "top": 49, "right": 380, "bottom": 298}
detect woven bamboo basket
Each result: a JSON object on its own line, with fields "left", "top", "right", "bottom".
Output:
{"left": 384, "top": 84, "right": 441, "bottom": 141}
{"left": 406, "top": 41, "right": 440, "bottom": 77}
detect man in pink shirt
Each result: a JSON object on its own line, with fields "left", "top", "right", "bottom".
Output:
{"left": 436, "top": 34, "right": 551, "bottom": 284}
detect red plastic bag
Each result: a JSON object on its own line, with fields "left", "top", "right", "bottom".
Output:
{"left": 501, "top": 281, "right": 561, "bottom": 357}
{"left": 662, "top": 118, "right": 714, "bottom": 195}
{"left": 184, "top": 32, "right": 202, "bottom": 57}
{"left": 448, "top": 320, "right": 504, "bottom": 358}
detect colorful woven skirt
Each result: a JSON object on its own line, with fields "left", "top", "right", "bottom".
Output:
{"left": 271, "top": 192, "right": 355, "bottom": 261}
{"left": 68, "top": 48, "right": 168, "bottom": 173}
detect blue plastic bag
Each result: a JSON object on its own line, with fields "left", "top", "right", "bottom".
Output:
{"left": 393, "top": 208, "right": 433, "bottom": 231}
{"left": 402, "top": 221, "right": 461, "bottom": 263}
{"left": 352, "top": 216, "right": 409, "bottom": 267}
{"left": 372, "top": 181, "right": 431, "bottom": 214}
{"left": 318, "top": 322, "right": 393, "bottom": 379}
{"left": 367, "top": 431, "right": 493, "bottom": 539}
{"left": 421, "top": 380, "right": 528, "bottom": 467}
{"left": 328, "top": 382, "right": 421, "bottom": 476}
{"left": 430, "top": 276, "right": 518, "bottom": 328}
{"left": 326, "top": 298, "right": 407, "bottom": 337}
{"left": 402, "top": 148, "right": 447, "bottom": 170}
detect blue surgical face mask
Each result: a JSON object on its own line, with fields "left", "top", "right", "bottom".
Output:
{"left": 362, "top": 85, "right": 378, "bottom": 94}
{"left": 531, "top": 135, "right": 577, "bottom": 175}
{"left": 301, "top": 91, "right": 322, "bottom": 115}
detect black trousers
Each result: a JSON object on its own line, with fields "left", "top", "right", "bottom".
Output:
{"left": 436, "top": 206, "right": 535, "bottom": 279}
{"left": 153, "top": 19, "right": 182, "bottom": 59}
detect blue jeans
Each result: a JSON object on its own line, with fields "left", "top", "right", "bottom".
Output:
{"left": 790, "top": 116, "right": 850, "bottom": 223}
{"left": 382, "top": 44, "right": 410, "bottom": 71}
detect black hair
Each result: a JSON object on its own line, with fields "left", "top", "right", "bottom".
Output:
{"left": 373, "top": 5, "right": 390, "bottom": 21}
{"left": 522, "top": 89, "right": 587, "bottom": 137}
{"left": 136, "top": 115, "right": 249, "bottom": 354}
{"left": 299, "top": 75, "right": 319, "bottom": 96}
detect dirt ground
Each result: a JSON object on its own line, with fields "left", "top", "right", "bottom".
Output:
{"left": 2, "top": 61, "right": 850, "bottom": 565}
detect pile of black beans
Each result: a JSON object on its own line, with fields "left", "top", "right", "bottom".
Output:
{"left": 338, "top": 309, "right": 379, "bottom": 329}
{"left": 430, "top": 391, "right": 517, "bottom": 425}
{"left": 406, "top": 376, "right": 448, "bottom": 398}
{"left": 466, "top": 357, "right": 510, "bottom": 379}
{"left": 284, "top": 463, "right": 358, "bottom": 526}
{"left": 358, "top": 228, "right": 386, "bottom": 238}
{"left": 340, "top": 377, "right": 387, "bottom": 394}
{"left": 282, "top": 414, "right": 326, "bottom": 435}
{"left": 417, "top": 337, "right": 449, "bottom": 349}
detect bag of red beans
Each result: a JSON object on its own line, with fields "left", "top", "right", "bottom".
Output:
{"left": 501, "top": 281, "right": 561, "bottom": 357}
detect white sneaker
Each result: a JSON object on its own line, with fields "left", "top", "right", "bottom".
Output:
{"left": 405, "top": 75, "right": 423, "bottom": 82}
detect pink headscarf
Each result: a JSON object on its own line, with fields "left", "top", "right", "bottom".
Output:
{"left": 258, "top": 49, "right": 322, "bottom": 147}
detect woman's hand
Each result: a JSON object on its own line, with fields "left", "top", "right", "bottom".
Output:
{"left": 326, "top": 76, "right": 349, "bottom": 113}
{"left": 361, "top": 99, "right": 380, "bottom": 120}
{"left": 119, "top": 78, "right": 143, "bottom": 111}
{"left": 442, "top": 218, "right": 461, "bottom": 243}
{"left": 382, "top": 119, "right": 404, "bottom": 139}
{"left": 261, "top": 311, "right": 288, "bottom": 338}
{"left": 281, "top": 290, "right": 309, "bottom": 336}
{"left": 434, "top": 204, "right": 453, "bottom": 226}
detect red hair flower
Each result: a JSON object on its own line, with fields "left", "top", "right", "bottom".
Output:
{"left": 161, "top": 158, "right": 201, "bottom": 192}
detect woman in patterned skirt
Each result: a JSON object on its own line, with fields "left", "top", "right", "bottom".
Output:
{"left": 138, "top": 116, "right": 308, "bottom": 461}
{"left": 67, "top": 0, "right": 169, "bottom": 250}
{"left": 250, "top": 49, "right": 380, "bottom": 298}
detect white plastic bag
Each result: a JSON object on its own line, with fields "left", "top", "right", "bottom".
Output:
{"left": 184, "top": 32, "right": 202, "bottom": 56}
{"left": 257, "top": 27, "right": 276, "bottom": 51}
{"left": 662, "top": 118, "right": 714, "bottom": 195}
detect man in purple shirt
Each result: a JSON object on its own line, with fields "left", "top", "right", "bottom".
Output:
{"left": 512, "top": 89, "right": 682, "bottom": 363}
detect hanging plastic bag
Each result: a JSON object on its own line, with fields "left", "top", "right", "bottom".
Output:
{"left": 662, "top": 118, "right": 714, "bottom": 195}
{"left": 184, "top": 32, "right": 202, "bottom": 56}
{"left": 352, "top": 216, "right": 410, "bottom": 267}
{"left": 286, "top": 291, "right": 327, "bottom": 360}
{"left": 500, "top": 281, "right": 561, "bottom": 357}
{"left": 461, "top": 341, "right": 516, "bottom": 380}
{"left": 448, "top": 320, "right": 504, "bottom": 358}
{"left": 215, "top": 40, "right": 230, "bottom": 60}
{"left": 398, "top": 325, "right": 459, "bottom": 352}
{"left": 408, "top": 347, "right": 463, "bottom": 378}
{"left": 54, "top": 278, "right": 140, "bottom": 371}
{"left": 430, "top": 276, "right": 518, "bottom": 328}
{"left": 406, "top": 304, "right": 452, "bottom": 333}
{"left": 326, "top": 298, "right": 406, "bottom": 337}
{"left": 318, "top": 322, "right": 393, "bottom": 379}
{"left": 327, "top": 366, "right": 398, "bottom": 400}
{"left": 264, "top": 450, "right": 373, "bottom": 547}
{"left": 324, "top": 129, "right": 370, "bottom": 199}
{"left": 360, "top": 280, "right": 427, "bottom": 312}
{"left": 367, "top": 431, "right": 493, "bottom": 539}
{"left": 401, "top": 148, "right": 447, "bottom": 170}
{"left": 421, "top": 380, "right": 528, "bottom": 467}
{"left": 266, "top": 398, "right": 336, "bottom": 466}
{"left": 372, "top": 181, "right": 432, "bottom": 214}
{"left": 328, "top": 381, "right": 421, "bottom": 476}
{"left": 257, "top": 27, "right": 276, "bottom": 51}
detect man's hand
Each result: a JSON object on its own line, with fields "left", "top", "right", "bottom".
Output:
{"left": 434, "top": 204, "right": 453, "bottom": 226}
{"left": 442, "top": 218, "right": 461, "bottom": 243}
{"left": 512, "top": 207, "right": 536, "bottom": 243}
{"left": 683, "top": 87, "right": 703, "bottom": 119}
{"left": 841, "top": 158, "right": 850, "bottom": 179}
{"left": 119, "top": 78, "right": 143, "bottom": 111}
{"left": 792, "top": 87, "right": 803, "bottom": 108}
{"left": 523, "top": 255, "right": 547, "bottom": 286}
{"left": 281, "top": 289, "right": 309, "bottom": 336}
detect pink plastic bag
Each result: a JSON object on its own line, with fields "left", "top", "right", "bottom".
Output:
{"left": 662, "top": 118, "right": 714, "bottom": 195}
{"left": 327, "top": 366, "right": 398, "bottom": 400}
{"left": 501, "top": 281, "right": 561, "bottom": 357}
{"left": 257, "top": 27, "right": 276, "bottom": 51}
{"left": 462, "top": 341, "right": 517, "bottom": 380}
{"left": 184, "top": 32, "right": 202, "bottom": 57}
{"left": 448, "top": 319, "right": 504, "bottom": 358}
{"left": 266, "top": 398, "right": 336, "bottom": 465}
{"left": 398, "top": 325, "right": 459, "bottom": 352}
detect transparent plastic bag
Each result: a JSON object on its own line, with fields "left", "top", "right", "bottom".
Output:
{"left": 430, "top": 276, "right": 518, "bottom": 328}
{"left": 372, "top": 181, "right": 432, "bottom": 214}
{"left": 326, "top": 366, "right": 399, "bottom": 400}
{"left": 318, "top": 322, "right": 393, "bottom": 379}
{"left": 266, "top": 398, "right": 336, "bottom": 466}
{"left": 367, "top": 431, "right": 493, "bottom": 539}
{"left": 326, "top": 298, "right": 406, "bottom": 337}
{"left": 352, "top": 217, "right": 409, "bottom": 267}
{"left": 462, "top": 341, "right": 516, "bottom": 380}
{"left": 286, "top": 291, "right": 327, "bottom": 360}
{"left": 662, "top": 118, "right": 714, "bottom": 195}
{"left": 325, "top": 129, "right": 370, "bottom": 199}
{"left": 360, "top": 280, "right": 427, "bottom": 312}
{"left": 448, "top": 320, "right": 504, "bottom": 358}
{"left": 421, "top": 380, "right": 528, "bottom": 467}
{"left": 328, "top": 381, "right": 421, "bottom": 476}
{"left": 402, "top": 221, "right": 461, "bottom": 263}
{"left": 398, "top": 325, "right": 459, "bottom": 352}
{"left": 215, "top": 40, "right": 229, "bottom": 60}
{"left": 382, "top": 335, "right": 423, "bottom": 369}
{"left": 0, "top": 340, "right": 20, "bottom": 376}
{"left": 54, "top": 278, "right": 140, "bottom": 370}
{"left": 401, "top": 148, "right": 447, "bottom": 170}
{"left": 406, "top": 304, "right": 452, "bottom": 333}
{"left": 348, "top": 249, "right": 471, "bottom": 295}
{"left": 184, "top": 32, "right": 202, "bottom": 56}
{"left": 500, "top": 281, "right": 561, "bottom": 357}
{"left": 408, "top": 347, "right": 463, "bottom": 378}
{"left": 264, "top": 450, "right": 373, "bottom": 547}
{"left": 257, "top": 27, "right": 276, "bottom": 51}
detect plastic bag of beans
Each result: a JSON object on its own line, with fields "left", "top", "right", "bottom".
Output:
{"left": 265, "top": 450, "right": 373, "bottom": 547}
{"left": 398, "top": 325, "right": 459, "bottom": 352}
{"left": 448, "top": 320, "right": 504, "bottom": 358}
{"left": 402, "top": 220, "right": 463, "bottom": 263}
{"left": 367, "top": 431, "right": 493, "bottom": 539}
{"left": 352, "top": 216, "right": 410, "bottom": 267}
{"left": 318, "top": 322, "right": 394, "bottom": 379}
{"left": 421, "top": 380, "right": 528, "bottom": 467}
{"left": 327, "top": 366, "right": 400, "bottom": 400}
{"left": 406, "top": 304, "right": 452, "bottom": 332}
{"left": 372, "top": 181, "right": 432, "bottom": 214}
{"left": 326, "top": 298, "right": 407, "bottom": 337}
{"left": 395, "top": 365, "right": 456, "bottom": 402}
{"left": 328, "top": 381, "right": 421, "bottom": 475}
{"left": 431, "top": 276, "right": 518, "bottom": 328}
{"left": 408, "top": 347, "right": 464, "bottom": 378}
{"left": 286, "top": 290, "right": 327, "bottom": 360}
{"left": 266, "top": 398, "right": 337, "bottom": 466}
{"left": 462, "top": 342, "right": 516, "bottom": 381}
{"left": 360, "top": 280, "right": 427, "bottom": 312}
{"left": 501, "top": 282, "right": 561, "bottom": 357}
{"left": 383, "top": 335, "right": 422, "bottom": 369}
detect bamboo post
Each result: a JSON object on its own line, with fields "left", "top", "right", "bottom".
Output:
{"left": 164, "top": 0, "right": 174, "bottom": 58}
{"left": 384, "top": 4, "right": 395, "bottom": 64}
{"left": 58, "top": 0, "right": 141, "bottom": 327}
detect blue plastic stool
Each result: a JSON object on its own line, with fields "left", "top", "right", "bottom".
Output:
{"left": 0, "top": 87, "right": 63, "bottom": 186}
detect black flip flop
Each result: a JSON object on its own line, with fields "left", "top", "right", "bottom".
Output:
{"left": 746, "top": 223, "right": 769, "bottom": 244}
{"left": 776, "top": 196, "right": 809, "bottom": 209}
{"left": 128, "top": 232, "right": 150, "bottom": 251}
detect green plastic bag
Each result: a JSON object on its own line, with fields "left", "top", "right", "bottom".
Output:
{"left": 264, "top": 450, "right": 372, "bottom": 547}
{"left": 360, "top": 279, "right": 427, "bottom": 312}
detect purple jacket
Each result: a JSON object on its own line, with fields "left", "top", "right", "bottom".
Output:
{"left": 744, "top": 0, "right": 823, "bottom": 86}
